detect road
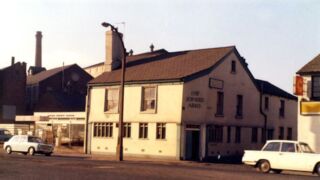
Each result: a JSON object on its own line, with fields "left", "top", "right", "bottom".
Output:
{"left": 0, "top": 150, "right": 317, "bottom": 180}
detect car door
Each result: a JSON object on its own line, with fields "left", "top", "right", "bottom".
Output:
{"left": 9, "top": 136, "right": 20, "bottom": 151}
{"left": 262, "top": 142, "right": 281, "bottom": 169}
{"left": 16, "top": 136, "right": 28, "bottom": 152}
{"left": 277, "top": 142, "right": 298, "bottom": 170}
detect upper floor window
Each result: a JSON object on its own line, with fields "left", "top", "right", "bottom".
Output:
{"left": 141, "top": 87, "right": 157, "bottom": 112}
{"left": 104, "top": 88, "right": 119, "bottom": 113}
{"left": 215, "top": 91, "right": 224, "bottom": 116}
{"left": 312, "top": 76, "right": 320, "bottom": 100}
{"left": 231, "top": 60, "right": 236, "bottom": 73}
{"left": 279, "top": 100, "right": 285, "bottom": 117}
{"left": 264, "top": 97, "right": 269, "bottom": 110}
{"left": 236, "top": 95, "right": 243, "bottom": 118}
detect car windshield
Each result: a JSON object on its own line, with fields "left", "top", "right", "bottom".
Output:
{"left": 28, "top": 137, "right": 44, "bottom": 143}
{"left": 299, "top": 143, "right": 314, "bottom": 153}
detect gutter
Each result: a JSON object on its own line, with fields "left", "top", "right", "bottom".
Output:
{"left": 84, "top": 86, "right": 92, "bottom": 154}
{"left": 259, "top": 84, "right": 268, "bottom": 143}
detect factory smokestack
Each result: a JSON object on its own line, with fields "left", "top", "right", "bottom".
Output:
{"left": 35, "top": 31, "right": 42, "bottom": 67}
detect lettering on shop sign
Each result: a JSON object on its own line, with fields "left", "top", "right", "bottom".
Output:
{"left": 186, "top": 91, "right": 204, "bottom": 109}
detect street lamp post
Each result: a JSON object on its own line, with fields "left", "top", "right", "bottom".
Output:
{"left": 102, "top": 22, "right": 126, "bottom": 161}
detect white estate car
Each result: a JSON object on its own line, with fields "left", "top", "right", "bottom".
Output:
{"left": 3, "top": 135, "right": 54, "bottom": 156}
{"left": 242, "top": 140, "right": 320, "bottom": 175}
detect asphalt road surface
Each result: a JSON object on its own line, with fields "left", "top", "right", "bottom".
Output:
{"left": 0, "top": 150, "right": 318, "bottom": 180}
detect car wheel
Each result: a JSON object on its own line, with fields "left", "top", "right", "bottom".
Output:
{"left": 28, "top": 147, "right": 35, "bottom": 156}
{"left": 258, "top": 160, "right": 271, "bottom": 173}
{"left": 315, "top": 164, "right": 320, "bottom": 176}
{"left": 5, "top": 146, "right": 12, "bottom": 154}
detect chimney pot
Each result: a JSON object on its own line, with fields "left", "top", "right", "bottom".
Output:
{"left": 150, "top": 44, "right": 154, "bottom": 52}
{"left": 11, "top": 57, "right": 15, "bottom": 65}
{"left": 129, "top": 49, "right": 133, "bottom": 56}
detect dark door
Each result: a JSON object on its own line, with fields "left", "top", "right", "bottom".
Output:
{"left": 185, "top": 130, "right": 200, "bottom": 160}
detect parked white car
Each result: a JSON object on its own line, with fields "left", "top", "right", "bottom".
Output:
{"left": 242, "top": 140, "right": 320, "bottom": 175}
{"left": 3, "top": 135, "right": 54, "bottom": 156}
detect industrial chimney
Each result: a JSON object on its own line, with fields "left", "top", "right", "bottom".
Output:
{"left": 105, "top": 30, "right": 124, "bottom": 72}
{"left": 35, "top": 31, "right": 42, "bottom": 67}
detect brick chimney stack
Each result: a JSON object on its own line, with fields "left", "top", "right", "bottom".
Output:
{"left": 105, "top": 30, "right": 124, "bottom": 72}
{"left": 35, "top": 31, "right": 42, "bottom": 67}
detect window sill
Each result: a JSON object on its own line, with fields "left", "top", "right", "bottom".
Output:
{"left": 215, "top": 114, "right": 224, "bottom": 117}
{"left": 138, "top": 138, "right": 149, "bottom": 140}
{"left": 93, "top": 137, "right": 113, "bottom": 139}
{"left": 140, "top": 110, "right": 157, "bottom": 114}
{"left": 235, "top": 115, "right": 243, "bottom": 119}
{"left": 156, "top": 138, "right": 167, "bottom": 141}
{"left": 104, "top": 111, "right": 119, "bottom": 114}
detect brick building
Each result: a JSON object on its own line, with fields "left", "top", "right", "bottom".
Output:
{"left": 0, "top": 58, "right": 26, "bottom": 123}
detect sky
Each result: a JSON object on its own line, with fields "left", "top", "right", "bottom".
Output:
{"left": 0, "top": 0, "right": 319, "bottom": 93}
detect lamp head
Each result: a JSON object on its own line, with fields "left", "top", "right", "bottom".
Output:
{"left": 101, "top": 22, "right": 111, "bottom": 28}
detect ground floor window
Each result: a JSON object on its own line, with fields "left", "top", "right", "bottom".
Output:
{"left": 267, "top": 129, "right": 274, "bottom": 140}
{"left": 251, "top": 127, "right": 258, "bottom": 143}
{"left": 123, "top": 123, "right": 131, "bottom": 138}
{"left": 287, "top": 127, "right": 292, "bottom": 140}
{"left": 227, "top": 126, "right": 231, "bottom": 143}
{"left": 93, "top": 122, "right": 113, "bottom": 138}
{"left": 208, "top": 125, "right": 223, "bottom": 143}
{"left": 156, "top": 123, "right": 166, "bottom": 139}
{"left": 235, "top": 126, "right": 241, "bottom": 143}
{"left": 279, "top": 127, "right": 284, "bottom": 140}
{"left": 139, "top": 123, "right": 148, "bottom": 139}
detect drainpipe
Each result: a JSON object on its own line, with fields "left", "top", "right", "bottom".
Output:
{"left": 84, "top": 85, "right": 92, "bottom": 154}
{"left": 259, "top": 84, "right": 267, "bottom": 143}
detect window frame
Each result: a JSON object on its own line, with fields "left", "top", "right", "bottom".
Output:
{"left": 235, "top": 126, "right": 241, "bottom": 143}
{"left": 140, "top": 86, "right": 157, "bottom": 113}
{"left": 93, "top": 122, "right": 113, "bottom": 138}
{"left": 251, "top": 127, "right": 258, "bottom": 143}
{"left": 236, "top": 95, "right": 243, "bottom": 118}
{"left": 279, "top": 100, "right": 285, "bottom": 118}
{"left": 279, "top": 126, "right": 284, "bottom": 140}
{"left": 231, "top": 60, "right": 236, "bottom": 73}
{"left": 264, "top": 96, "right": 269, "bottom": 110}
{"left": 139, "top": 123, "right": 148, "bottom": 139}
{"left": 104, "top": 88, "right": 119, "bottom": 113}
{"left": 215, "top": 91, "right": 224, "bottom": 116}
{"left": 208, "top": 125, "right": 223, "bottom": 143}
{"left": 156, "top": 123, "right": 166, "bottom": 140}
{"left": 312, "top": 76, "right": 320, "bottom": 100}
{"left": 123, "top": 123, "right": 131, "bottom": 138}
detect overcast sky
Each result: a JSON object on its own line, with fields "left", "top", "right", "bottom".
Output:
{"left": 0, "top": 0, "right": 319, "bottom": 93}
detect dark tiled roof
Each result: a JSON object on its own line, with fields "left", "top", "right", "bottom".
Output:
{"left": 255, "top": 79, "right": 297, "bottom": 100}
{"left": 297, "top": 54, "right": 320, "bottom": 75}
{"left": 84, "top": 49, "right": 168, "bottom": 69}
{"left": 89, "top": 46, "right": 234, "bottom": 84}
{"left": 27, "top": 64, "right": 74, "bottom": 85}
